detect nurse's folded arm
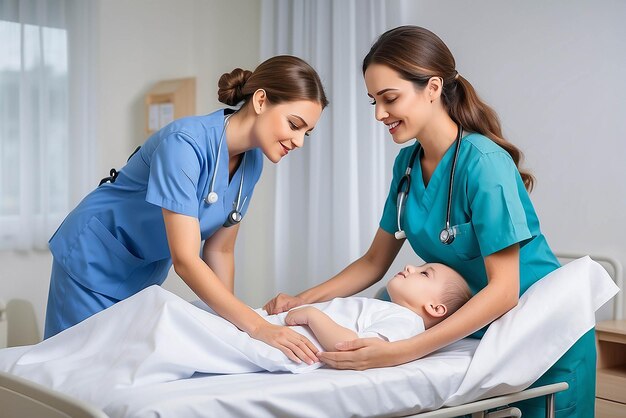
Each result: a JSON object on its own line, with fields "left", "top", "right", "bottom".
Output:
{"left": 162, "top": 208, "right": 319, "bottom": 365}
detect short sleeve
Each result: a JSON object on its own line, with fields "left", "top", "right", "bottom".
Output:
{"left": 379, "top": 148, "right": 412, "bottom": 235}
{"left": 146, "top": 133, "right": 203, "bottom": 218}
{"left": 467, "top": 152, "right": 532, "bottom": 256}
{"left": 359, "top": 306, "right": 425, "bottom": 342}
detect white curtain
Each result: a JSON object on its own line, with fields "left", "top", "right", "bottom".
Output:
{"left": 0, "top": 0, "right": 96, "bottom": 250}
{"left": 258, "top": 0, "right": 407, "bottom": 295}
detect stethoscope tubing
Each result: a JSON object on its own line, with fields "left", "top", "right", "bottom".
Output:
{"left": 396, "top": 123, "right": 463, "bottom": 244}
{"left": 205, "top": 111, "right": 247, "bottom": 227}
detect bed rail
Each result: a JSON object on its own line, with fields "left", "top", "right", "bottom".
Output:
{"left": 0, "top": 370, "right": 108, "bottom": 418}
{"left": 410, "top": 382, "right": 568, "bottom": 418}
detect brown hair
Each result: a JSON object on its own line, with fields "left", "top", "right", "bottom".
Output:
{"left": 218, "top": 55, "right": 329, "bottom": 110}
{"left": 363, "top": 26, "right": 534, "bottom": 191}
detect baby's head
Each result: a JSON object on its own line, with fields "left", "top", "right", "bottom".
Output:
{"left": 386, "top": 263, "right": 472, "bottom": 329}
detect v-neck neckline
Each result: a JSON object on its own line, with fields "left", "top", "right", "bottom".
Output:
{"left": 217, "top": 109, "right": 246, "bottom": 188}
{"left": 413, "top": 140, "right": 458, "bottom": 209}
{"left": 218, "top": 141, "right": 246, "bottom": 190}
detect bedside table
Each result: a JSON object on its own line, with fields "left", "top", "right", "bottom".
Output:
{"left": 596, "top": 320, "right": 626, "bottom": 417}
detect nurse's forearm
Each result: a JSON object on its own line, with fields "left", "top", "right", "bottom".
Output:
{"left": 388, "top": 246, "right": 521, "bottom": 365}
{"left": 203, "top": 249, "right": 235, "bottom": 293}
{"left": 298, "top": 228, "right": 403, "bottom": 303}
{"left": 298, "top": 256, "right": 385, "bottom": 303}
{"left": 175, "top": 257, "right": 266, "bottom": 334}
{"left": 163, "top": 210, "right": 264, "bottom": 333}
{"left": 393, "top": 279, "right": 519, "bottom": 364}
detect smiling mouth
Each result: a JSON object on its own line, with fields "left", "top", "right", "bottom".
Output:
{"left": 395, "top": 271, "right": 407, "bottom": 279}
{"left": 280, "top": 143, "right": 291, "bottom": 155}
{"left": 387, "top": 121, "right": 401, "bottom": 132}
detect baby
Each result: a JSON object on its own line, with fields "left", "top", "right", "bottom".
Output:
{"left": 284, "top": 262, "right": 472, "bottom": 351}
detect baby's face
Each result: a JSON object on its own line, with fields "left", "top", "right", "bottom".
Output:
{"left": 386, "top": 263, "right": 457, "bottom": 312}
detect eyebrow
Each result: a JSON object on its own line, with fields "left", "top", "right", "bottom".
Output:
{"left": 368, "top": 88, "right": 400, "bottom": 97}
{"left": 290, "top": 114, "right": 309, "bottom": 128}
{"left": 428, "top": 266, "right": 436, "bottom": 279}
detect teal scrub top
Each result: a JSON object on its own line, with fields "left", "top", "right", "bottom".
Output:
{"left": 49, "top": 109, "right": 263, "bottom": 300}
{"left": 380, "top": 134, "right": 559, "bottom": 307}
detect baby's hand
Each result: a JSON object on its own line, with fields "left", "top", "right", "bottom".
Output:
{"left": 285, "top": 306, "right": 317, "bottom": 326}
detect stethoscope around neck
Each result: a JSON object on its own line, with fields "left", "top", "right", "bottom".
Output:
{"left": 395, "top": 123, "right": 463, "bottom": 245}
{"left": 205, "top": 112, "right": 248, "bottom": 228}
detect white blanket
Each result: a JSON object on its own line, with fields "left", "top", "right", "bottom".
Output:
{"left": 0, "top": 256, "right": 619, "bottom": 416}
{"left": 0, "top": 290, "right": 424, "bottom": 403}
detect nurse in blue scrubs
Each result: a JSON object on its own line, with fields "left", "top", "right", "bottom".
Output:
{"left": 45, "top": 55, "right": 326, "bottom": 366}
{"left": 264, "top": 28, "right": 595, "bottom": 417}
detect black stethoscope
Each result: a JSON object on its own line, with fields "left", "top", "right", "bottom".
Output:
{"left": 395, "top": 124, "right": 463, "bottom": 244}
{"left": 205, "top": 112, "right": 248, "bottom": 228}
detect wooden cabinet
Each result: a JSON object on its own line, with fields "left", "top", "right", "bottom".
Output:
{"left": 145, "top": 77, "right": 196, "bottom": 135}
{"left": 596, "top": 320, "right": 626, "bottom": 417}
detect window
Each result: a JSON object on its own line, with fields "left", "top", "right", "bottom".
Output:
{"left": 0, "top": 0, "right": 95, "bottom": 250}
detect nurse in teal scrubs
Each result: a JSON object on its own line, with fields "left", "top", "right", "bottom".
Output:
{"left": 264, "top": 27, "right": 595, "bottom": 417}
{"left": 45, "top": 55, "right": 326, "bottom": 366}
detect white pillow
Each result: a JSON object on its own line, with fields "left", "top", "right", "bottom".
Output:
{"left": 448, "top": 256, "right": 619, "bottom": 403}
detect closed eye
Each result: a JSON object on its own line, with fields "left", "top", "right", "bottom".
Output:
{"left": 290, "top": 119, "right": 313, "bottom": 137}
{"left": 420, "top": 271, "right": 429, "bottom": 277}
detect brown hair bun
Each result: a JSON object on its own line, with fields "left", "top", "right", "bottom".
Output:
{"left": 217, "top": 68, "right": 253, "bottom": 106}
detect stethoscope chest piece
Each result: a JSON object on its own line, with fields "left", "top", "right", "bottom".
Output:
{"left": 205, "top": 191, "right": 218, "bottom": 205}
{"left": 439, "top": 227, "right": 455, "bottom": 245}
{"left": 224, "top": 209, "right": 243, "bottom": 227}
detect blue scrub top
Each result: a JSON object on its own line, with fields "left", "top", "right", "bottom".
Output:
{"left": 49, "top": 109, "right": 263, "bottom": 300}
{"left": 380, "top": 133, "right": 559, "bottom": 304}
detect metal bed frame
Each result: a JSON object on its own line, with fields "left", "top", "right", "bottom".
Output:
{"left": 0, "top": 253, "right": 621, "bottom": 418}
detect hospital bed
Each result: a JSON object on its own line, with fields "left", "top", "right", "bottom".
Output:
{"left": 0, "top": 254, "right": 621, "bottom": 418}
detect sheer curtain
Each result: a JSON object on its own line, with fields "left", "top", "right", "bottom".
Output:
{"left": 0, "top": 0, "right": 96, "bottom": 250}
{"left": 256, "top": 0, "right": 407, "bottom": 296}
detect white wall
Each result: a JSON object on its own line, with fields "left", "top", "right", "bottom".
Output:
{"left": 0, "top": 0, "right": 261, "bottom": 339}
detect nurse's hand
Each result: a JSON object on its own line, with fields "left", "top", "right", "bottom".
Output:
{"left": 251, "top": 323, "right": 320, "bottom": 365}
{"left": 263, "top": 293, "right": 307, "bottom": 314}
{"left": 318, "top": 338, "right": 405, "bottom": 370}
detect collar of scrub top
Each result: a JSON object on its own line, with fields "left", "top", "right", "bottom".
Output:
{"left": 205, "top": 109, "right": 248, "bottom": 228}
{"left": 395, "top": 123, "right": 464, "bottom": 244}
